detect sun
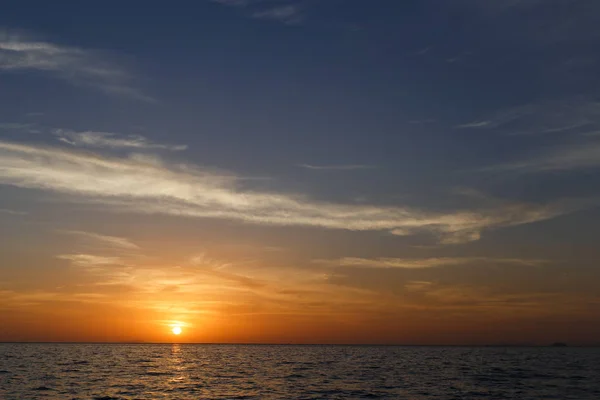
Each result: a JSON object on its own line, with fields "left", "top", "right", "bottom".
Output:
{"left": 171, "top": 326, "right": 182, "bottom": 335}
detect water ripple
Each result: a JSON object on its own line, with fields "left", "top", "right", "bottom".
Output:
{"left": 0, "top": 344, "right": 599, "bottom": 399}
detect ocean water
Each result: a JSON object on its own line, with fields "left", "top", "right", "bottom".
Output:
{"left": 1, "top": 344, "right": 599, "bottom": 399}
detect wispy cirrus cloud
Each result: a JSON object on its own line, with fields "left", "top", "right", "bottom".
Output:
{"left": 456, "top": 121, "right": 492, "bottom": 129}
{"left": 458, "top": 98, "right": 600, "bottom": 173}
{"left": 190, "top": 253, "right": 234, "bottom": 270}
{"left": 60, "top": 230, "right": 140, "bottom": 251}
{"left": 492, "top": 139, "right": 600, "bottom": 173}
{"left": 252, "top": 5, "right": 302, "bottom": 24}
{"left": 56, "top": 231, "right": 139, "bottom": 271}
{"left": 298, "top": 164, "right": 377, "bottom": 171}
{"left": 57, "top": 254, "right": 123, "bottom": 268}
{"left": 0, "top": 208, "right": 27, "bottom": 215}
{"left": 316, "top": 256, "right": 548, "bottom": 269}
{"left": 0, "top": 140, "right": 582, "bottom": 244}
{"left": 0, "top": 122, "right": 35, "bottom": 131}
{"left": 54, "top": 130, "right": 187, "bottom": 151}
{"left": 456, "top": 99, "right": 600, "bottom": 135}
{"left": 0, "top": 31, "right": 152, "bottom": 101}
{"left": 211, "top": 0, "right": 304, "bottom": 24}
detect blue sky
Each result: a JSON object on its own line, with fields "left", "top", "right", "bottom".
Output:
{"left": 1, "top": 0, "right": 600, "bottom": 343}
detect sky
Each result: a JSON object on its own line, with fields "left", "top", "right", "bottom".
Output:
{"left": 1, "top": 0, "right": 600, "bottom": 345}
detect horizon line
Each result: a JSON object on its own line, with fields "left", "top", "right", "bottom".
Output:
{"left": 0, "top": 341, "right": 592, "bottom": 347}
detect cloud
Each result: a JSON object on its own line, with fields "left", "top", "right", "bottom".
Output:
{"left": 56, "top": 231, "right": 138, "bottom": 271}
{"left": 0, "top": 31, "right": 152, "bottom": 101}
{"left": 316, "top": 257, "right": 547, "bottom": 269}
{"left": 462, "top": 99, "right": 600, "bottom": 173}
{"left": 298, "top": 164, "right": 377, "bottom": 171}
{"left": 54, "top": 130, "right": 187, "bottom": 151}
{"left": 456, "top": 99, "right": 600, "bottom": 135}
{"left": 493, "top": 139, "right": 600, "bottom": 172}
{"left": 190, "top": 253, "right": 233, "bottom": 270}
{"left": 60, "top": 230, "right": 139, "bottom": 251}
{"left": 252, "top": 5, "right": 302, "bottom": 24}
{"left": 404, "top": 281, "right": 433, "bottom": 291}
{"left": 456, "top": 105, "right": 536, "bottom": 131}
{"left": 0, "top": 122, "right": 34, "bottom": 131}
{"left": 456, "top": 121, "right": 492, "bottom": 129}
{"left": 211, "top": 0, "right": 304, "bottom": 24}
{"left": 0, "top": 208, "right": 27, "bottom": 215}
{"left": 57, "top": 254, "right": 123, "bottom": 268}
{"left": 0, "top": 141, "right": 581, "bottom": 243}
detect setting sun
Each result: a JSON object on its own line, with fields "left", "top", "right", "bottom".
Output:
{"left": 171, "top": 326, "right": 182, "bottom": 335}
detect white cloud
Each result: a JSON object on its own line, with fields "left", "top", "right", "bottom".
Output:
{"left": 57, "top": 254, "right": 123, "bottom": 268}
{"left": 0, "top": 141, "right": 578, "bottom": 243}
{"left": 492, "top": 139, "right": 600, "bottom": 172}
{"left": 252, "top": 5, "right": 302, "bottom": 24}
{"left": 189, "top": 253, "right": 233, "bottom": 270}
{"left": 60, "top": 230, "right": 139, "bottom": 251}
{"left": 0, "top": 31, "right": 152, "bottom": 101}
{"left": 317, "top": 256, "right": 547, "bottom": 269}
{"left": 0, "top": 208, "right": 27, "bottom": 215}
{"left": 0, "top": 122, "right": 34, "bottom": 131}
{"left": 456, "top": 121, "right": 492, "bottom": 129}
{"left": 456, "top": 99, "right": 600, "bottom": 135}
{"left": 211, "top": 0, "right": 304, "bottom": 24}
{"left": 465, "top": 99, "right": 600, "bottom": 173}
{"left": 298, "top": 164, "right": 376, "bottom": 171}
{"left": 54, "top": 130, "right": 187, "bottom": 151}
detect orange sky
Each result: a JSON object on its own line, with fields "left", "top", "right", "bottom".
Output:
{"left": 2, "top": 222, "right": 599, "bottom": 345}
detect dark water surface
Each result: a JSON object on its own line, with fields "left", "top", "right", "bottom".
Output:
{"left": 1, "top": 344, "right": 599, "bottom": 399}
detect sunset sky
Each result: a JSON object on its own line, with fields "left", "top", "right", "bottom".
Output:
{"left": 1, "top": 0, "right": 600, "bottom": 345}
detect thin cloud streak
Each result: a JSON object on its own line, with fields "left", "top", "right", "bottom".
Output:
{"left": 317, "top": 257, "right": 548, "bottom": 269}
{"left": 190, "top": 253, "right": 234, "bottom": 270}
{"left": 456, "top": 121, "right": 492, "bottom": 129}
{"left": 0, "top": 208, "right": 28, "bottom": 215}
{"left": 57, "top": 254, "right": 123, "bottom": 268}
{"left": 0, "top": 122, "right": 34, "bottom": 131}
{"left": 490, "top": 140, "right": 600, "bottom": 173}
{"left": 60, "top": 230, "right": 140, "bottom": 251}
{"left": 456, "top": 99, "right": 600, "bottom": 135}
{"left": 0, "top": 31, "right": 152, "bottom": 101}
{"left": 54, "top": 130, "right": 187, "bottom": 151}
{"left": 0, "top": 141, "right": 580, "bottom": 243}
{"left": 211, "top": 0, "right": 305, "bottom": 24}
{"left": 252, "top": 5, "right": 302, "bottom": 24}
{"left": 298, "top": 164, "right": 377, "bottom": 171}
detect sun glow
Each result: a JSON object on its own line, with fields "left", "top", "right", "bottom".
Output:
{"left": 171, "top": 326, "right": 182, "bottom": 335}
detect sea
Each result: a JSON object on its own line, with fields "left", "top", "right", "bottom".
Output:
{"left": 1, "top": 344, "right": 599, "bottom": 399}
